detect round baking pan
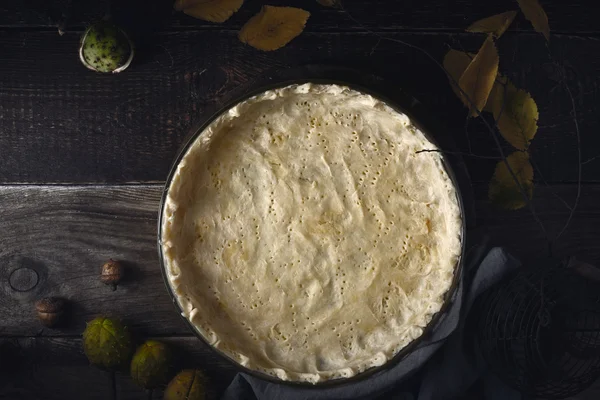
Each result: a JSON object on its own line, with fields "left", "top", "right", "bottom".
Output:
{"left": 157, "top": 64, "right": 472, "bottom": 388}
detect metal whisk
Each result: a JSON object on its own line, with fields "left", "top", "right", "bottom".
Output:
{"left": 473, "top": 260, "right": 600, "bottom": 399}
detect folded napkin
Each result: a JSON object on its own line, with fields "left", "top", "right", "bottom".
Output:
{"left": 222, "top": 246, "right": 521, "bottom": 400}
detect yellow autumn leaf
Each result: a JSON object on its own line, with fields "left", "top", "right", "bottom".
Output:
{"left": 517, "top": 0, "right": 550, "bottom": 41}
{"left": 489, "top": 151, "right": 533, "bottom": 210}
{"left": 491, "top": 81, "right": 539, "bottom": 150}
{"left": 444, "top": 50, "right": 506, "bottom": 115}
{"left": 483, "top": 73, "right": 509, "bottom": 113}
{"left": 443, "top": 50, "right": 473, "bottom": 100}
{"left": 239, "top": 6, "right": 310, "bottom": 51}
{"left": 458, "top": 36, "right": 499, "bottom": 117}
{"left": 466, "top": 10, "right": 518, "bottom": 38}
{"left": 174, "top": 0, "right": 244, "bottom": 23}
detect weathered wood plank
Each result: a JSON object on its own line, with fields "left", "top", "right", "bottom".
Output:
{"left": 116, "top": 336, "right": 235, "bottom": 400}
{"left": 1, "top": 184, "right": 599, "bottom": 339}
{"left": 474, "top": 183, "right": 600, "bottom": 265}
{"left": 0, "top": 337, "right": 114, "bottom": 400}
{"left": 0, "top": 185, "right": 189, "bottom": 337}
{"left": 0, "top": 336, "right": 235, "bottom": 400}
{"left": 572, "top": 381, "right": 600, "bottom": 400}
{"left": 0, "top": 336, "right": 597, "bottom": 399}
{"left": 1, "top": 337, "right": 596, "bottom": 400}
{"left": 1, "top": 0, "right": 598, "bottom": 34}
{"left": 1, "top": 30, "right": 598, "bottom": 183}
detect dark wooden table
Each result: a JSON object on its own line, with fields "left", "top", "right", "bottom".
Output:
{"left": 1, "top": 1, "right": 599, "bottom": 399}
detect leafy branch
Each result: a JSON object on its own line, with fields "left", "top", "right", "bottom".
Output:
{"left": 335, "top": 1, "right": 552, "bottom": 240}
{"left": 551, "top": 59, "right": 581, "bottom": 242}
{"left": 175, "top": 0, "right": 581, "bottom": 250}
{"left": 443, "top": 0, "right": 582, "bottom": 248}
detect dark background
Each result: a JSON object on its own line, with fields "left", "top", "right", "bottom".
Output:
{"left": 1, "top": 0, "right": 599, "bottom": 399}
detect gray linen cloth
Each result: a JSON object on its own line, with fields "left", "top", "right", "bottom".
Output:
{"left": 222, "top": 246, "right": 521, "bottom": 400}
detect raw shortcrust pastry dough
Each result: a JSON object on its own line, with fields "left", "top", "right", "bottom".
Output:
{"left": 161, "top": 83, "right": 462, "bottom": 383}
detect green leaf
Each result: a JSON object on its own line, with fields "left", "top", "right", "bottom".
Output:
{"left": 489, "top": 151, "right": 533, "bottom": 210}
{"left": 491, "top": 80, "right": 539, "bottom": 150}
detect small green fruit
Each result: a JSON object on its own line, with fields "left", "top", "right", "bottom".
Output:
{"left": 79, "top": 21, "right": 134, "bottom": 73}
{"left": 164, "top": 369, "right": 207, "bottom": 400}
{"left": 130, "top": 340, "right": 172, "bottom": 389}
{"left": 82, "top": 316, "right": 133, "bottom": 370}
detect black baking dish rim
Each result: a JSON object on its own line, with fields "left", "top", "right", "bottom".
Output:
{"left": 157, "top": 64, "right": 471, "bottom": 389}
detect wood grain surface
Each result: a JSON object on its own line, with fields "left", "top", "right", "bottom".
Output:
{"left": 1, "top": 0, "right": 598, "bottom": 34}
{"left": 0, "top": 337, "right": 114, "bottom": 400}
{"left": 1, "top": 336, "right": 599, "bottom": 400}
{"left": 0, "top": 183, "right": 596, "bottom": 338}
{"left": 1, "top": 30, "right": 598, "bottom": 184}
{"left": 2, "top": 336, "right": 598, "bottom": 400}
{"left": 0, "top": 185, "right": 182, "bottom": 337}
{"left": 0, "top": 184, "right": 598, "bottom": 398}
{"left": 0, "top": 336, "right": 236, "bottom": 400}
{"left": 2, "top": 0, "right": 599, "bottom": 398}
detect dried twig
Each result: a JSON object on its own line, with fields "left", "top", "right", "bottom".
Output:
{"left": 554, "top": 70, "right": 582, "bottom": 241}
{"left": 582, "top": 155, "right": 600, "bottom": 165}
{"left": 415, "top": 149, "right": 502, "bottom": 160}
{"left": 530, "top": 157, "right": 573, "bottom": 211}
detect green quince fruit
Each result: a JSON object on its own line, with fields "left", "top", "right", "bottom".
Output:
{"left": 130, "top": 340, "right": 172, "bottom": 389}
{"left": 79, "top": 20, "right": 134, "bottom": 73}
{"left": 82, "top": 316, "right": 133, "bottom": 370}
{"left": 164, "top": 369, "right": 207, "bottom": 400}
